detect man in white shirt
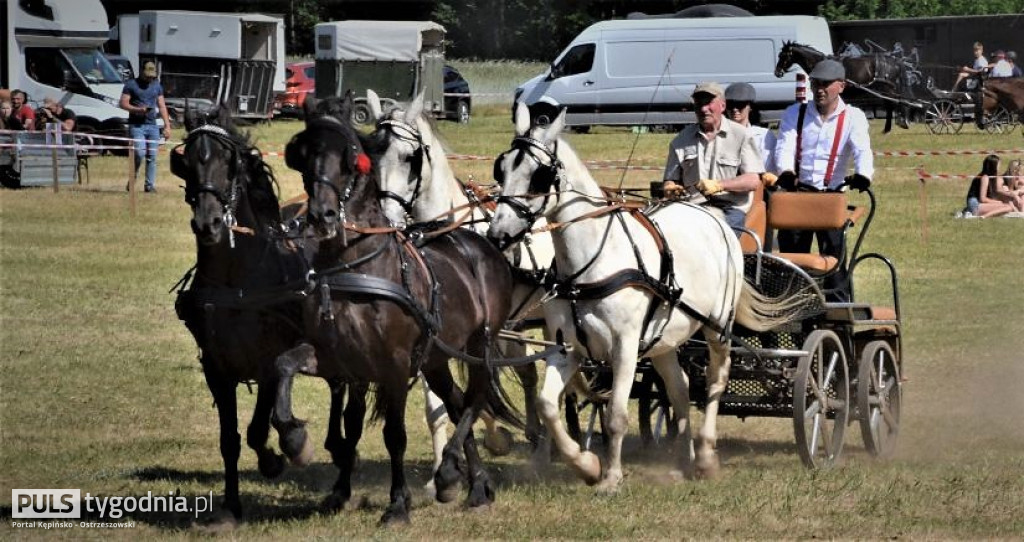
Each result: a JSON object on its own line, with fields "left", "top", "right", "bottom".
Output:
{"left": 989, "top": 50, "right": 1013, "bottom": 78}
{"left": 774, "top": 59, "right": 874, "bottom": 301}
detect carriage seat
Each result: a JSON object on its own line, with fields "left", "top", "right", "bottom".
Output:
{"left": 739, "top": 181, "right": 766, "bottom": 253}
{"left": 766, "top": 191, "right": 862, "bottom": 273}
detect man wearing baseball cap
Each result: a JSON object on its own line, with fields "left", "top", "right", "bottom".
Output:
{"left": 989, "top": 50, "right": 1013, "bottom": 78}
{"left": 1007, "top": 51, "right": 1022, "bottom": 77}
{"left": 774, "top": 59, "right": 874, "bottom": 301}
{"left": 120, "top": 60, "right": 172, "bottom": 193}
{"left": 662, "top": 81, "right": 764, "bottom": 237}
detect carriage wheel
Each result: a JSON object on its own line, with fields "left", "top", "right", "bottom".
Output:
{"left": 792, "top": 330, "right": 849, "bottom": 469}
{"left": 924, "top": 99, "right": 964, "bottom": 135}
{"left": 857, "top": 341, "right": 901, "bottom": 458}
{"left": 637, "top": 370, "right": 677, "bottom": 447}
{"left": 565, "top": 392, "right": 607, "bottom": 452}
{"left": 983, "top": 106, "right": 1015, "bottom": 134}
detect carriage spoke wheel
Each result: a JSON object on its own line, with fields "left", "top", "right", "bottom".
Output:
{"left": 857, "top": 341, "right": 901, "bottom": 458}
{"left": 637, "top": 370, "right": 677, "bottom": 447}
{"left": 792, "top": 330, "right": 849, "bottom": 469}
{"left": 925, "top": 99, "right": 964, "bottom": 135}
{"left": 984, "top": 106, "right": 1015, "bottom": 134}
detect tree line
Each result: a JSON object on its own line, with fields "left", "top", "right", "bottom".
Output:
{"left": 278, "top": 0, "right": 1024, "bottom": 59}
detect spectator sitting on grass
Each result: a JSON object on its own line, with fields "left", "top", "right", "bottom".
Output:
{"left": 961, "top": 154, "right": 1018, "bottom": 218}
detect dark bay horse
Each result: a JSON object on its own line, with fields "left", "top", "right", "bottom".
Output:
{"left": 775, "top": 41, "right": 910, "bottom": 130}
{"left": 273, "top": 94, "right": 520, "bottom": 524}
{"left": 172, "top": 106, "right": 317, "bottom": 526}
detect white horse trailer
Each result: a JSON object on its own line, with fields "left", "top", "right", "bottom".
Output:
{"left": 314, "top": 21, "right": 449, "bottom": 125}
{"left": 134, "top": 11, "right": 286, "bottom": 122}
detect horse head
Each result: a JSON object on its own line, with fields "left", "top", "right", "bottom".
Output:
{"left": 487, "top": 101, "right": 567, "bottom": 251}
{"left": 367, "top": 90, "right": 437, "bottom": 227}
{"left": 174, "top": 104, "right": 277, "bottom": 246}
{"left": 775, "top": 41, "right": 796, "bottom": 78}
{"left": 286, "top": 93, "right": 376, "bottom": 239}
{"left": 775, "top": 42, "right": 825, "bottom": 78}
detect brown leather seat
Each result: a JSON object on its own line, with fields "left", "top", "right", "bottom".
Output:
{"left": 767, "top": 191, "right": 852, "bottom": 273}
{"left": 739, "top": 182, "right": 766, "bottom": 253}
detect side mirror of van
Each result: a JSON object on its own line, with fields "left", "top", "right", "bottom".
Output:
{"left": 547, "top": 62, "right": 561, "bottom": 81}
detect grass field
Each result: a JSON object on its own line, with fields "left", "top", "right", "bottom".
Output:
{"left": 2, "top": 102, "right": 1023, "bottom": 539}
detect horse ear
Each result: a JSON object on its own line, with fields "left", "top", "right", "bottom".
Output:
{"left": 514, "top": 101, "right": 530, "bottom": 136}
{"left": 367, "top": 89, "right": 383, "bottom": 121}
{"left": 405, "top": 91, "right": 424, "bottom": 124}
{"left": 303, "top": 96, "right": 319, "bottom": 120}
{"left": 543, "top": 107, "right": 567, "bottom": 142}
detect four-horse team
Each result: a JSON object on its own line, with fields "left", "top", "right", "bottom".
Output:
{"left": 171, "top": 29, "right": 908, "bottom": 526}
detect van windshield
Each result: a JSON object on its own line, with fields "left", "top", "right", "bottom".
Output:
{"left": 552, "top": 43, "right": 595, "bottom": 78}
{"left": 64, "top": 48, "right": 123, "bottom": 84}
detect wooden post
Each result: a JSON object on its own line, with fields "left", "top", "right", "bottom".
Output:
{"left": 129, "top": 144, "right": 137, "bottom": 218}
{"left": 50, "top": 123, "right": 60, "bottom": 193}
{"left": 917, "top": 168, "right": 929, "bottom": 245}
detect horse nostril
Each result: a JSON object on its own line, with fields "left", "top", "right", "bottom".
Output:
{"left": 323, "top": 209, "right": 338, "bottom": 222}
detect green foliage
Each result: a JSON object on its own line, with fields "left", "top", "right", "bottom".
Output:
{"left": 821, "top": 0, "right": 1024, "bottom": 20}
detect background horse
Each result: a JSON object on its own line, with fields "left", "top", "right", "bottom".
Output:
{"left": 487, "top": 103, "right": 807, "bottom": 492}
{"left": 272, "top": 94, "right": 521, "bottom": 524}
{"left": 366, "top": 89, "right": 555, "bottom": 462}
{"left": 172, "top": 106, "right": 316, "bottom": 526}
{"left": 775, "top": 41, "right": 911, "bottom": 131}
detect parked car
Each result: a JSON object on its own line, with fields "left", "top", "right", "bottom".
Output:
{"left": 443, "top": 65, "right": 471, "bottom": 123}
{"left": 274, "top": 61, "right": 315, "bottom": 118}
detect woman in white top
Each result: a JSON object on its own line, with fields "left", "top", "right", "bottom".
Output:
{"left": 724, "top": 82, "right": 777, "bottom": 174}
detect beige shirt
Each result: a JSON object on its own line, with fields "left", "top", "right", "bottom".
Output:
{"left": 663, "top": 118, "right": 764, "bottom": 212}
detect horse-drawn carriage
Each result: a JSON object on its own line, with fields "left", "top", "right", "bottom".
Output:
{"left": 775, "top": 41, "right": 1022, "bottom": 136}
{"left": 169, "top": 91, "right": 904, "bottom": 527}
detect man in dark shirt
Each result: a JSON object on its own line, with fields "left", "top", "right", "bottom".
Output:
{"left": 36, "top": 97, "right": 76, "bottom": 132}
{"left": 119, "top": 61, "right": 171, "bottom": 193}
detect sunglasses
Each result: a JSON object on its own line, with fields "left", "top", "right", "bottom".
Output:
{"left": 810, "top": 79, "right": 841, "bottom": 88}
{"left": 726, "top": 101, "right": 751, "bottom": 110}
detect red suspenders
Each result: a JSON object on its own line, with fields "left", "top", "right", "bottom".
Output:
{"left": 794, "top": 105, "right": 847, "bottom": 188}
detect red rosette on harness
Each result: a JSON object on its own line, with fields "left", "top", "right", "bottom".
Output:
{"left": 355, "top": 152, "right": 372, "bottom": 175}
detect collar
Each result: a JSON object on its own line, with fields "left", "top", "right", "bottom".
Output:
{"left": 815, "top": 96, "right": 848, "bottom": 122}
{"left": 697, "top": 119, "right": 730, "bottom": 142}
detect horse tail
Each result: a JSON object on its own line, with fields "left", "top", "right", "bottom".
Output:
{"left": 733, "top": 279, "right": 815, "bottom": 332}
{"left": 483, "top": 365, "right": 526, "bottom": 431}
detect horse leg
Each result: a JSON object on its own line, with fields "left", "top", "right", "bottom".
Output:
{"left": 421, "top": 378, "right": 449, "bottom": 498}
{"left": 202, "top": 365, "right": 242, "bottom": 527}
{"left": 515, "top": 354, "right": 542, "bottom": 451}
{"left": 246, "top": 378, "right": 286, "bottom": 479}
{"left": 460, "top": 361, "right": 504, "bottom": 509}
{"left": 323, "top": 380, "right": 367, "bottom": 512}
{"left": 379, "top": 382, "right": 412, "bottom": 526}
{"left": 270, "top": 343, "right": 317, "bottom": 466}
{"left": 695, "top": 333, "right": 732, "bottom": 478}
{"left": 535, "top": 348, "right": 601, "bottom": 484}
{"left": 422, "top": 364, "right": 467, "bottom": 503}
{"left": 594, "top": 343, "right": 639, "bottom": 494}
{"left": 650, "top": 351, "right": 696, "bottom": 479}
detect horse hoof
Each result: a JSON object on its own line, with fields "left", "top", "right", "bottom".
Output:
{"left": 578, "top": 451, "right": 602, "bottom": 485}
{"left": 379, "top": 507, "right": 411, "bottom": 526}
{"left": 483, "top": 426, "right": 513, "bottom": 456}
{"left": 258, "top": 451, "right": 286, "bottom": 479}
{"left": 435, "top": 483, "right": 461, "bottom": 504}
{"left": 695, "top": 455, "right": 721, "bottom": 480}
{"left": 595, "top": 477, "right": 622, "bottom": 495}
{"left": 321, "top": 492, "right": 350, "bottom": 513}
{"left": 290, "top": 434, "right": 315, "bottom": 467}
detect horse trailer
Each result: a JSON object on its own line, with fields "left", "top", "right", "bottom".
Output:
{"left": 126, "top": 11, "right": 286, "bottom": 122}
{"left": 515, "top": 15, "right": 833, "bottom": 129}
{"left": 314, "top": 20, "right": 459, "bottom": 125}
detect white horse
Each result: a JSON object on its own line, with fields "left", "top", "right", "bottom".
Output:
{"left": 366, "top": 91, "right": 557, "bottom": 482}
{"left": 486, "top": 103, "right": 806, "bottom": 491}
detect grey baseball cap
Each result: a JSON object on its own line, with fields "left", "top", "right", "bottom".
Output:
{"left": 1007, "top": 51, "right": 1017, "bottom": 61}
{"left": 808, "top": 59, "right": 845, "bottom": 81}
{"left": 725, "top": 82, "right": 756, "bottom": 102}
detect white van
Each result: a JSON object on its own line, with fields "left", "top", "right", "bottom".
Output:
{"left": 515, "top": 15, "right": 833, "bottom": 128}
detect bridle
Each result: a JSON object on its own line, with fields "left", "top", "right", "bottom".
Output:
{"left": 493, "top": 135, "right": 564, "bottom": 229}
{"left": 173, "top": 124, "right": 251, "bottom": 244}
{"left": 376, "top": 116, "right": 431, "bottom": 216}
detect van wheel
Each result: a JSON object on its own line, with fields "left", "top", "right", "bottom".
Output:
{"left": 456, "top": 100, "right": 470, "bottom": 124}
{"left": 1, "top": 165, "right": 21, "bottom": 189}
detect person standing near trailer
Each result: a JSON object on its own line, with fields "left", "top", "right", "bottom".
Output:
{"left": 120, "top": 61, "right": 171, "bottom": 193}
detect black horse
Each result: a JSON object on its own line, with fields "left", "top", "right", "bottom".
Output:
{"left": 775, "top": 41, "right": 911, "bottom": 131}
{"left": 173, "top": 106, "right": 361, "bottom": 528}
{"left": 272, "top": 94, "right": 520, "bottom": 524}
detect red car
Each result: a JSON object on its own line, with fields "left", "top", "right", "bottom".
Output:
{"left": 274, "top": 61, "right": 315, "bottom": 117}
